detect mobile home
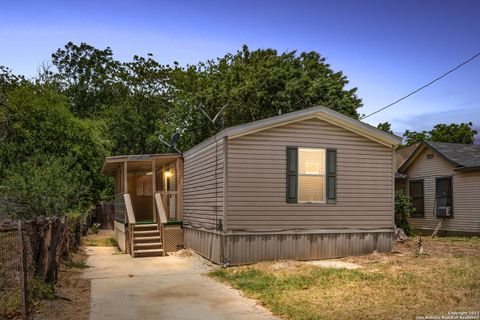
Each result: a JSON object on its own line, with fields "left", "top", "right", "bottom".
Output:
{"left": 104, "top": 106, "right": 402, "bottom": 264}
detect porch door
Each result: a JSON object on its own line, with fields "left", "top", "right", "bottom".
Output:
{"left": 435, "top": 177, "right": 452, "bottom": 217}
{"left": 156, "top": 161, "right": 178, "bottom": 220}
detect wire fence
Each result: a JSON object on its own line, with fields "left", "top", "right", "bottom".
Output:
{"left": 0, "top": 222, "right": 30, "bottom": 319}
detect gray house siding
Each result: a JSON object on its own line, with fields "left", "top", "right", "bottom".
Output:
{"left": 183, "top": 139, "right": 224, "bottom": 230}
{"left": 183, "top": 114, "right": 398, "bottom": 265}
{"left": 183, "top": 138, "right": 225, "bottom": 262}
{"left": 405, "top": 148, "right": 480, "bottom": 235}
{"left": 226, "top": 117, "right": 394, "bottom": 231}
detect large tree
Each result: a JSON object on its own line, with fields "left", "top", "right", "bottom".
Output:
{"left": 403, "top": 122, "right": 477, "bottom": 146}
{"left": 0, "top": 83, "right": 110, "bottom": 283}
{"left": 51, "top": 43, "right": 178, "bottom": 155}
{"left": 51, "top": 42, "right": 122, "bottom": 118}
{"left": 0, "top": 83, "right": 110, "bottom": 205}
{"left": 103, "top": 54, "right": 177, "bottom": 155}
{"left": 50, "top": 43, "right": 363, "bottom": 153}
{"left": 171, "top": 45, "right": 363, "bottom": 148}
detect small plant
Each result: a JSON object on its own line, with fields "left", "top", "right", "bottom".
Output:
{"left": 28, "top": 276, "right": 55, "bottom": 301}
{"left": 91, "top": 223, "right": 101, "bottom": 234}
{"left": 106, "top": 237, "right": 117, "bottom": 247}
{"left": 395, "top": 190, "right": 414, "bottom": 236}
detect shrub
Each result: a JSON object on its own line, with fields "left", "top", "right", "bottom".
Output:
{"left": 394, "top": 190, "right": 414, "bottom": 236}
{"left": 64, "top": 211, "right": 88, "bottom": 255}
{"left": 28, "top": 276, "right": 55, "bottom": 301}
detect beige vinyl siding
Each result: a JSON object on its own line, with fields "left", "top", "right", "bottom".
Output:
{"left": 405, "top": 148, "right": 480, "bottom": 234}
{"left": 226, "top": 117, "right": 394, "bottom": 231}
{"left": 183, "top": 139, "right": 224, "bottom": 230}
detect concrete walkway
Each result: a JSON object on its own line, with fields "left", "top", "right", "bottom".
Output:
{"left": 84, "top": 247, "right": 278, "bottom": 320}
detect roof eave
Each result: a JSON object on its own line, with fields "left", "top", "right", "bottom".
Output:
{"left": 183, "top": 106, "right": 402, "bottom": 158}
{"left": 398, "top": 142, "right": 462, "bottom": 173}
{"left": 102, "top": 153, "right": 182, "bottom": 175}
{"left": 455, "top": 165, "right": 480, "bottom": 172}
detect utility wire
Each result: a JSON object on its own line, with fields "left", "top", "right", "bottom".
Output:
{"left": 361, "top": 51, "right": 480, "bottom": 120}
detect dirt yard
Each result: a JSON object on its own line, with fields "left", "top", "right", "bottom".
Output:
{"left": 32, "top": 230, "right": 115, "bottom": 320}
{"left": 210, "top": 236, "right": 480, "bottom": 320}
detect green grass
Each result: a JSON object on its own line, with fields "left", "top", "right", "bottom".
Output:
{"left": 210, "top": 237, "right": 480, "bottom": 320}
{"left": 430, "top": 236, "right": 480, "bottom": 246}
{"left": 210, "top": 267, "right": 391, "bottom": 319}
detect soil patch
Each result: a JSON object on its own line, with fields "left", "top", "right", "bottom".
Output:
{"left": 32, "top": 248, "right": 90, "bottom": 320}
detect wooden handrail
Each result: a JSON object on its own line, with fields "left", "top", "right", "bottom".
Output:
{"left": 123, "top": 193, "right": 136, "bottom": 257}
{"left": 154, "top": 193, "right": 167, "bottom": 224}
{"left": 124, "top": 193, "right": 136, "bottom": 224}
{"left": 154, "top": 193, "right": 167, "bottom": 256}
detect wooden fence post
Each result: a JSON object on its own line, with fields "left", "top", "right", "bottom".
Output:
{"left": 18, "top": 220, "right": 28, "bottom": 319}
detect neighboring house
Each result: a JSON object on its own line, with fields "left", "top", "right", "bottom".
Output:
{"left": 397, "top": 141, "right": 480, "bottom": 236}
{"left": 104, "top": 106, "right": 401, "bottom": 264}
{"left": 394, "top": 143, "right": 419, "bottom": 190}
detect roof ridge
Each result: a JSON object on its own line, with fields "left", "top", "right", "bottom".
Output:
{"left": 184, "top": 106, "right": 402, "bottom": 157}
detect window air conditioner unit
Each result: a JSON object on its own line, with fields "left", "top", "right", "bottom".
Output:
{"left": 437, "top": 206, "right": 452, "bottom": 217}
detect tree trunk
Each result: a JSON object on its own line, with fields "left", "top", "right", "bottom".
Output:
{"left": 27, "top": 217, "right": 68, "bottom": 284}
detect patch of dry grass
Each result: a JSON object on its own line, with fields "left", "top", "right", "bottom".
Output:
{"left": 82, "top": 229, "right": 117, "bottom": 247}
{"left": 210, "top": 236, "right": 480, "bottom": 320}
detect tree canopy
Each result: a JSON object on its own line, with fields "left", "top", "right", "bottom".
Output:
{"left": 0, "top": 83, "right": 110, "bottom": 212}
{"left": 169, "top": 46, "right": 363, "bottom": 147}
{"left": 0, "top": 43, "right": 364, "bottom": 216}
{"left": 1, "top": 41, "right": 477, "bottom": 218}
{"left": 48, "top": 43, "right": 363, "bottom": 154}
{"left": 403, "top": 122, "right": 477, "bottom": 146}
{"left": 1, "top": 156, "right": 84, "bottom": 220}
{"left": 377, "top": 122, "right": 393, "bottom": 134}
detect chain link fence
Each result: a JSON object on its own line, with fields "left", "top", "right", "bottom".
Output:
{"left": 0, "top": 222, "right": 31, "bottom": 319}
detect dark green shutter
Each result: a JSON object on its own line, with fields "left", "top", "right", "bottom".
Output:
{"left": 286, "top": 147, "right": 298, "bottom": 203}
{"left": 326, "top": 149, "right": 337, "bottom": 203}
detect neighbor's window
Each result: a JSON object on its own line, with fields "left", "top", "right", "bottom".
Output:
{"left": 298, "top": 148, "right": 326, "bottom": 203}
{"left": 409, "top": 180, "right": 424, "bottom": 217}
{"left": 435, "top": 177, "right": 453, "bottom": 217}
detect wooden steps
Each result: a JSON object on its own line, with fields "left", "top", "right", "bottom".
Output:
{"left": 132, "top": 223, "right": 165, "bottom": 257}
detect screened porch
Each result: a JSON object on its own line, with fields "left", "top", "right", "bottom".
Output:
{"left": 103, "top": 153, "right": 184, "bottom": 256}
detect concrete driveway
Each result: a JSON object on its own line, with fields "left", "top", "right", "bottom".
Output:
{"left": 84, "top": 247, "right": 278, "bottom": 320}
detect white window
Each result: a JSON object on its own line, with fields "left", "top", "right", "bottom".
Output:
{"left": 298, "top": 148, "right": 326, "bottom": 203}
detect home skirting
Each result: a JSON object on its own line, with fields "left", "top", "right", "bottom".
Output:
{"left": 184, "top": 226, "right": 394, "bottom": 265}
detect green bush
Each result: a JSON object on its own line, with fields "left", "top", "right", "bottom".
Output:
{"left": 394, "top": 190, "right": 414, "bottom": 236}
{"left": 0, "top": 156, "right": 84, "bottom": 220}
{"left": 28, "top": 276, "right": 55, "bottom": 301}
{"left": 64, "top": 210, "right": 88, "bottom": 255}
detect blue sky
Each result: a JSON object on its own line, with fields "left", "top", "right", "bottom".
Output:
{"left": 1, "top": 0, "right": 479, "bottom": 139}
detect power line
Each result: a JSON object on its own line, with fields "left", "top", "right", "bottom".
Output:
{"left": 361, "top": 51, "right": 480, "bottom": 120}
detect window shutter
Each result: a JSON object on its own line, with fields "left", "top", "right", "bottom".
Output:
{"left": 326, "top": 149, "right": 337, "bottom": 203}
{"left": 286, "top": 147, "right": 298, "bottom": 203}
